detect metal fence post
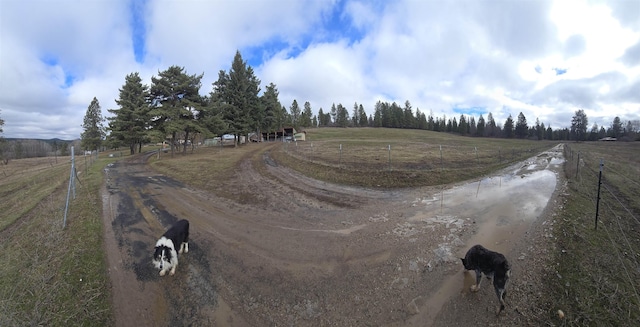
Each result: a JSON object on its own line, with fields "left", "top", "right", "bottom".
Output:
{"left": 595, "top": 159, "right": 604, "bottom": 230}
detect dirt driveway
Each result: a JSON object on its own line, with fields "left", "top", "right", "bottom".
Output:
{"left": 101, "top": 144, "right": 565, "bottom": 326}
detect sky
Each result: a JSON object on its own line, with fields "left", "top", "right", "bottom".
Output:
{"left": 1, "top": 0, "right": 639, "bottom": 140}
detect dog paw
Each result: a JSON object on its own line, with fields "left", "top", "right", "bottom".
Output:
{"left": 470, "top": 285, "right": 479, "bottom": 292}
{"left": 159, "top": 270, "right": 166, "bottom": 276}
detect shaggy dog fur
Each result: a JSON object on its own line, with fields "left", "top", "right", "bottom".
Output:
{"left": 152, "top": 219, "right": 190, "bottom": 276}
{"left": 461, "top": 244, "right": 511, "bottom": 315}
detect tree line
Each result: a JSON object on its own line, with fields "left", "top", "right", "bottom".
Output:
{"left": 78, "top": 50, "right": 639, "bottom": 155}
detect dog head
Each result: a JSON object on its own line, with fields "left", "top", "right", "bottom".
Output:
{"left": 152, "top": 237, "right": 176, "bottom": 272}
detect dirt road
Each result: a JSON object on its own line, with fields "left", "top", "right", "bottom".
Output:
{"left": 101, "top": 143, "right": 565, "bottom": 326}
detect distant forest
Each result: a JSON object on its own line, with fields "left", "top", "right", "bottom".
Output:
{"left": 1, "top": 51, "right": 638, "bottom": 162}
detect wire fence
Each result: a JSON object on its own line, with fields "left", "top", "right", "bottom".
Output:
{"left": 563, "top": 143, "right": 640, "bottom": 314}
{"left": 282, "top": 140, "right": 552, "bottom": 172}
{"left": 63, "top": 147, "right": 99, "bottom": 228}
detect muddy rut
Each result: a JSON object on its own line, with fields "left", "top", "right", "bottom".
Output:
{"left": 101, "top": 144, "right": 565, "bottom": 326}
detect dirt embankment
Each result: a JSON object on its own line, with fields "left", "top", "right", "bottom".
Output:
{"left": 101, "top": 145, "right": 565, "bottom": 326}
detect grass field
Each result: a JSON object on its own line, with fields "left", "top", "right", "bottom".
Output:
{"left": 1, "top": 128, "right": 638, "bottom": 326}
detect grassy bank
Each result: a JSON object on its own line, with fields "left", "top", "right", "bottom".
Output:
{"left": 543, "top": 141, "right": 640, "bottom": 325}
{"left": 0, "top": 155, "right": 115, "bottom": 326}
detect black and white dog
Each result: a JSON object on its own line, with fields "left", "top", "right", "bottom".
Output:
{"left": 152, "top": 219, "right": 190, "bottom": 276}
{"left": 461, "top": 244, "right": 511, "bottom": 315}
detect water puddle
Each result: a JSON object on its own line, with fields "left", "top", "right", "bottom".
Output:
{"left": 407, "top": 145, "right": 564, "bottom": 325}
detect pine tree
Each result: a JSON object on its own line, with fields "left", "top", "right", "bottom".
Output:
{"left": 260, "top": 83, "right": 282, "bottom": 135}
{"left": 289, "top": 100, "right": 301, "bottom": 127}
{"left": 503, "top": 114, "right": 514, "bottom": 138}
{"left": 318, "top": 108, "right": 326, "bottom": 127}
{"left": 486, "top": 113, "right": 497, "bottom": 137}
{"left": 611, "top": 116, "right": 622, "bottom": 138}
{"left": 301, "top": 101, "right": 313, "bottom": 128}
{"left": 109, "top": 72, "right": 150, "bottom": 155}
{"left": 570, "top": 109, "right": 588, "bottom": 141}
{"left": 458, "top": 115, "right": 467, "bottom": 135}
{"left": 81, "top": 97, "right": 106, "bottom": 151}
{"left": 358, "top": 104, "right": 367, "bottom": 127}
{"left": 149, "top": 66, "right": 204, "bottom": 154}
{"left": 335, "top": 103, "right": 349, "bottom": 127}
{"left": 211, "top": 51, "right": 261, "bottom": 145}
{"left": 403, "top": 101, "right": 414, "bottom": 129}
{"left": 476, "top": 115, "right": 485, "bottom": 137}
{"left": 515, "top": 112, "right": 528, "bottom": 138}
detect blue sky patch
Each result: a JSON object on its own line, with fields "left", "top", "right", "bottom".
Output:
{"left": 535, "top": 65, "right": 542, "bottom": 74}
{"left": 130, "top": 0, "right": 148, "bottom": 63}
{"left": 452, "top": 106, "right": 486, "bottom": 116}
{"left": 553, "top": 67, "right": 567, "bottom": 75}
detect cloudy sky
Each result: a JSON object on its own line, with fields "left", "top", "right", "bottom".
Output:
{"left": 1, "top": 0, "right": 639, "bottom": 139}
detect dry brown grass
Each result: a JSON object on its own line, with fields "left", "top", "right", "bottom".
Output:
{"left": 0, "top": 155, "right": 114, "bottom": 326}
{"left": 542, "top": 141, "right": 640, "bottom": 326}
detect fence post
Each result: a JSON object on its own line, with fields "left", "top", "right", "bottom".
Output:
{"left": 576, "top": 152, "right": 580, "bottom": 178}
{"left": 475, "top": 146, "right": 479, "bottom": 165}
{"left": 388, "top": 144, "right": 391, "bottom": 171}
{"left": 595, "top": 159, "right": 603, "bottom": 230}
{"left": 63, "top": 146, "right": 76, "bottom": 228}
{"left": 339, "top": 144, "right": 342, "bottom": 166}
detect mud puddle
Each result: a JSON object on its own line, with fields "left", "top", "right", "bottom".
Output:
{"left": 407, "top": 144, "right": 565, "bottom": 326}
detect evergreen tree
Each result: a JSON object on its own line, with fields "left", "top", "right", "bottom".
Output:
{"left": 503, "top": 114, "right": 514, "bottom": 138}
{"left": 427, "top": 110, "right": 435, "bottom": 131}
{"left": 81, "top": 97, "right": 106, "bottom": 151}
{"left": 469, "top": 116, "right": 476, "bottom": 135}
{"left": 486, "top": 113, "right": 497, "bottom": 137}
{"left": 149, "top": 66, "right": 203, "bottom": 154}
{"left": 352, "top": 102, "right": 359, "bottom": 127}
{"left": 373, "top": 101, "right": 383, "bottom": 127}
{"left": 476, "top": 115, "right": 485, "bottom": 137}
{"left": 261, "top": 83, "right": 282, "bottom": 134}
{"left": 109, "top": 72, "right": 150, "bottom": 155}
{"left": 335, "top": 103, "right": 349, "bottom": 127}
{"left": 458, "top": 115, "right": 467, "bottom": 135}
{"left": 403, "top": 101, "right": 414, "bottom": 129}
{"left": 611, "top": 116, "right": 622, "bottom": 138}
{"left": 358, "top": 104, "right": 367, "bottom": 127}
{"left": 211, "top": 51, "right": 261, "bottom": 145}
{"left": 289, "top": 100, "right": 301, "bottom": 127}
{"left": 589, "top": 123, "right": 599, "bottom": 141}
{"left": 330, "top": 103, "right": 337, "bottom": 125}
{"left": 391, "top": 102, "right": 402, "bottom": 128}
{"left": 515, "top": 112, "right": 528, "bottom": 138}
{"left": 301, "top": 101, "right": 313, "bottom": 128}
{"left": 570, "top": 109, "right": 588, "bottom": 141}
{"left": 318, "top": 108, "right": 326, "bottom": 126}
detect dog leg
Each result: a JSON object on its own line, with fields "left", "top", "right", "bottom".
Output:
{"left": 495, "top": 288, "right": 506, "bottom": 315}
{"left": 159, "top": 269, "right": 166, "bottom": 276}
{"left": 184, "top": 242, "right": 189, "bottom": 253}
{"left": 471, "top": 270, "right": 483, "bottom": 292}
{"left": 169, "top": 264, "right": 177, "bottom": 276}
